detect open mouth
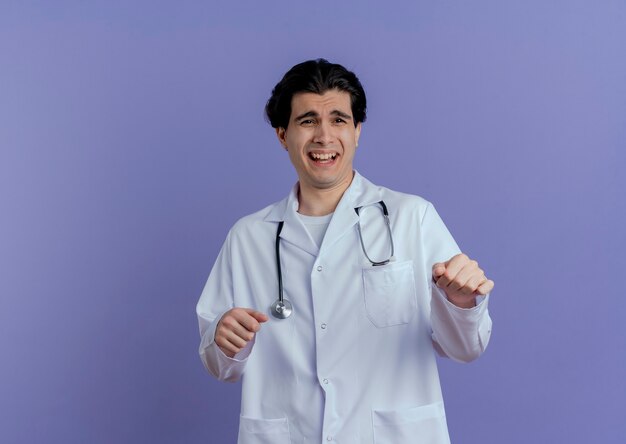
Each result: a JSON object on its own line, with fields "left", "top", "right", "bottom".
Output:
{"left": 309, "top": 152, "right": 338, "bottom": 164}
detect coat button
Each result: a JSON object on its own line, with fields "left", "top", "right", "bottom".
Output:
{"left": 317, "top": 265, "right": 323, "bottom": 272}
{"left": 323, "top": 378, "right": 329, "bottom": 384}
{"left": 321, "top": 323, "right": 327, "bottom": 330}
{"left": 326, "top": 436, "right": 333, "bottom": 441}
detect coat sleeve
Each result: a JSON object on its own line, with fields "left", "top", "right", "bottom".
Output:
{"left": 196, "top": 230, "right": 254, "bottom": 382}
{"left": 421, "top": 202, "right": 493, "bottom": 363}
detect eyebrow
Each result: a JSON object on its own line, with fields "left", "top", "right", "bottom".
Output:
{"left": 294, "top": 110, "right": 353, "bottom": 122}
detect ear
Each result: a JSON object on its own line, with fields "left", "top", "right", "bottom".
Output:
{"left": 354, "top": 122, "right": 362, "bottom": 147}
{"left": 276, "top": 127, "right": 288, "bottom": 150}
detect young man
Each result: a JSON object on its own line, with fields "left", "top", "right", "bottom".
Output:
{"left": 197, "top": 59, "right": 494, "bottom": 444}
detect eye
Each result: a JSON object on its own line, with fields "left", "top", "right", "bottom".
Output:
{"left": 300, "top": 119, "right": 315, "bottom": 126}
{"left": 334, "top": 118, "right": 347, "bottom": 124}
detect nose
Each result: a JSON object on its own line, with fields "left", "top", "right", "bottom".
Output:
{"left": 313, "top": 121, "right": 333, "bottom": 145}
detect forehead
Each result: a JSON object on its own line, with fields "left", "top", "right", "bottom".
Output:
{"left": 290, "top": 90, "right": 352, "bottom": 116}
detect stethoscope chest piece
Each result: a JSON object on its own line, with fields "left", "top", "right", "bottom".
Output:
{"left": 271, "top": 299, "right": 293, "bottom": 319}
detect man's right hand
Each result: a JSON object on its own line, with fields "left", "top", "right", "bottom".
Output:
{"left": 215, "top": 308, "right": 269, "bottom": 358}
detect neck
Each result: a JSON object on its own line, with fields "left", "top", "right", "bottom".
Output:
{"left": 297, "top": 172, "right": 354, "bottom": 216}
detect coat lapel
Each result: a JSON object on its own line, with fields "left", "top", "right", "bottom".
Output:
{"left": 263, "top": 172, "right": 384, "bottom": 257}
{"left": 320, "top": 172, "right": 383, "bottom": 253}
{"left": 264, "top": 183, "right": 319, "bottom": 257}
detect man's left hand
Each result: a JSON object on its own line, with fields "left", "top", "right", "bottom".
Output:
{"left": 432, "top": 253, "right": 494, "bottom": 309}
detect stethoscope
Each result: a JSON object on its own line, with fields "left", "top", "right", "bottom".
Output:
{"left": 270, "top": 200, "right": 395, "bottom": 319}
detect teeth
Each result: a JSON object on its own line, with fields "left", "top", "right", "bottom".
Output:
{"left": 310, "top": 153, "right": 337, "bottom": 160}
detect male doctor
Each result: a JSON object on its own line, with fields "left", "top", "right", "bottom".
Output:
{"left": 197, "top": 59, "right": 494, "bottom": 444}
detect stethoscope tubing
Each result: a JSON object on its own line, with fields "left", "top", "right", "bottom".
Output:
{"left": 355, "top": 201, "right": 395, "bottom": 266}
{"left": 272, "top": 200, "right": 394, "bottom": 319}
{"left": 275, "top": 221, "right": 285, "bottom": 304}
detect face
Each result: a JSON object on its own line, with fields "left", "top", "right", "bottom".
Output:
{"left": 276, "top": 89, "right": 362, "bottom": 193}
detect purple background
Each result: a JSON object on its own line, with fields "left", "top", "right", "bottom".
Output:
{"left": 1, "top": 1, "right": 625, "bottom": 443}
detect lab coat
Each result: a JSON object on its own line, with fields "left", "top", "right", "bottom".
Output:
{"left": 197, "top": 172, "right": 492, "bottom": 444}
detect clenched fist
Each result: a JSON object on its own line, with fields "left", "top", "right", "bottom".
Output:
{"left": 432, "top": 253, "right": 494, "bottom": 309}
{"left": 215, "top": 308, "right": 268, "bottom": 358}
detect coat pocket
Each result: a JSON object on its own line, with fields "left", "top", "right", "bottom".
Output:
{"left": 372, "top": 402, "right": 450, "bottom": 444}
{"left": 362, "top": 260, "right": 417, "bottom": 327}
{"left": 238, "top": 415, "right": 291, "bottom": 444}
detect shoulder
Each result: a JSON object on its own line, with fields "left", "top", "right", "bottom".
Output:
{"left": 228, "top": 201, "right": 280, "bottom": 241}
{"left": 357, "top": 173, "right": 431, "bottom": 209}
{"left": 376, "top": 183, "right": 434, "bottom": 222}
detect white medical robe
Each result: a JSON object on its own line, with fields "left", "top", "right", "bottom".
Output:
{"left": 197, "top": 172, "right": 492, "bottom": 444}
